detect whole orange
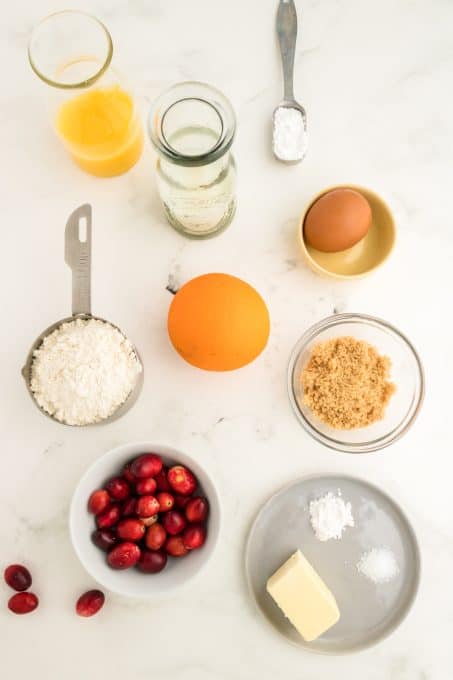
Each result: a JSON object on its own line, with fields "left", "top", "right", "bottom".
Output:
{"left": 167, "top": 273, "right": 270, "bottom": 371}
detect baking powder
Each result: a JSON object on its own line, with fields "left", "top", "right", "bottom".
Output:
{"left": 273, "top": 107, "right": 307, "bottom": 161}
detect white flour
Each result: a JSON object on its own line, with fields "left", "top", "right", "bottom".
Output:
{"left": 30, "top": 318, "right": 142, "bottom": 425}
{"left": 309, "top": 491, "right": 354, "bottom": 541}
{"left": 273, "top": 107, "right": 307, "bottom": 161}
{"left": 357, "top": 548, "right": 399, "bottom": 584}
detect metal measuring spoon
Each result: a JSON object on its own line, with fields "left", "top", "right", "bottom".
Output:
{"left": 272, "top": 0, "right": 308, "bottom": 163}
{"left": 22, "top": 204, "right": 143, "bottom": 426}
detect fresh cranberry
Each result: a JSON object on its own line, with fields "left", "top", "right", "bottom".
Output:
{"left": 136, "top": 495, "right": 160, "bottom": 518}
{"left": 155, "top": 467, "right": 171, "bottom": 491}
{"left": 174, "top": 494, "right": 191, "bottom": 510}
{"left": 157, "top": 492, "right": 174, "bottom": 512}
{"left": 145, "top": 523, "right": 167, "bottom": 551}
{"left": 167, "top": 465, "right": 197, "bottom": 495}
{"left": 122, "top": 462, "right": 136, "bottom": 483}
{"left": 8, "top": 592, "right": 38, "bottom": 614}
{"left": 92, "top": 529, "right": 117, "bottom": 551}
{"left": 137, "top": 550, "right": 167, "bottom": 573}
{"left": 76, "top": 590, "right": 105, "bottom": 617}
{"left": 116, "top": 519, "right": 145, "bottom": 542}
{"left": 183, "top": 524, "right": 206, "bottom": 550}
{"left": 131, "top": 454, "right": 163, "bottom": 479}
{"left": 88, "top": 489, "right": 110, "bottom": 515}
{"left": 165, "top": 536, "right": 188, "bottom": 557}
{"left": 120, "top": 497, "right": 137, "bottom": 517}
{"left": 4, "top": 564, "right": 32, "bottom": 592}
{"left": 135, "top": 477, "right": 157, "bottom": 495}
{"left": 140, "top": 514, "right": 158, "bottom": 527}
{"left": 185, "top": 497, "right": 209, "bottom": 523}
{"left": 162, "top": 510, "right": 187, "bottom": 536}
{"left": 107, "top": 542, "right": 141, "bottom": 569}
{"left": 96, "top": 504, "right": 120, "bottom": 529}
{"left": 106, "top": 477, "right": 130, "bottom": 501}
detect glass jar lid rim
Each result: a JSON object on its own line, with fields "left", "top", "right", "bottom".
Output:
{"left": 148, "top": 81, "right": 236, "bottom": 166}
{"left": 160, "top": 96, "right": 226, "bottom": 160}
{"left": 28, "top": 10, "right": 113, "bottom": 89}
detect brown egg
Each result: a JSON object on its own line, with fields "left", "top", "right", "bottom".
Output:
{"left": 304, "top": 188, "right": 372, "bottom": 253}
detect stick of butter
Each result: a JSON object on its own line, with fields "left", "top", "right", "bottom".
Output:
{"left": 266, "top": 550, "right": 340, "bottom": 642}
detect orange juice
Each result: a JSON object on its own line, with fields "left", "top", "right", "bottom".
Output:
{"left": 56, "top": 85, "right": 143, "bottom": 176}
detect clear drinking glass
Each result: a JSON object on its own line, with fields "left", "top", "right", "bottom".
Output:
{"left": 148, "top": 82, "right": 237, "bottom": 239}
{"left": 28, "top": 10, "right": 143, "bottom": 177}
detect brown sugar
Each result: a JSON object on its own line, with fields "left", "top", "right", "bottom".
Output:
{"left": 301, "top": 336, "right": 396, "bottom": 430}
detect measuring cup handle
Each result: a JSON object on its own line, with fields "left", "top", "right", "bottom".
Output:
{"left": 277, "top": 0, "right": 298, "bottom": 102}
{"left": 64, "top": 204, "right": 92, "bottom": 317}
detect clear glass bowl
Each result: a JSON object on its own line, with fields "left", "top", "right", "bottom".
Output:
{"left": 288, "top": 314, "right": 425, "bottom": 453}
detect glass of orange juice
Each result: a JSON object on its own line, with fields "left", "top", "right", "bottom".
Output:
{"left": 28, "top": 10, "right": 143, "bottom": 177}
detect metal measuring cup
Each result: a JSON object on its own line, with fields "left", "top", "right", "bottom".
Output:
{"left": 22, "top": 204, "right": 144, "bottom": 425}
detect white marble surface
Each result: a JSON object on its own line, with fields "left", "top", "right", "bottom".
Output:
{"left": 1, "top": 0, "right": 452, "bottom": 678}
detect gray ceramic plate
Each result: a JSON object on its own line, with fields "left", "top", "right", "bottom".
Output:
{"left": 245, "top": 474, "right": 420, "bottom": 654}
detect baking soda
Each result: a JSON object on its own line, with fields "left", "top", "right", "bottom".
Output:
{"left": 309, "top": 492, "right": 354, "bottom": 541}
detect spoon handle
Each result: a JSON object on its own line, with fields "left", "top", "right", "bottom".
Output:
{"left": 276, "top": 0, "right": 298, "bottom": 102}
{"left": 64, "top": 204, "right": 92, "bottom": 317}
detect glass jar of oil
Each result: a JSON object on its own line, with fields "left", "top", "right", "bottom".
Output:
{"left": 148, "top": 82, "right": 236, "bottom": 239}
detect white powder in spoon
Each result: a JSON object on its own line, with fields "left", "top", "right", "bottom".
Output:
{"left": 309, "top": 491, "right": 354, "bottom": 541}
{"left": 357, "top": 548, "right": 399, "bottom": 584}
{"left": 273, "top": 107, "right": 307, "bottom": 161}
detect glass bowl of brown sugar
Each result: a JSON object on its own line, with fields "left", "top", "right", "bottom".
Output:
{"left": 288, "top": 313, "right": 425, "bottom": 453}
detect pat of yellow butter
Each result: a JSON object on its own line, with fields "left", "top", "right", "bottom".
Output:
{"left": 266, "top": 550, "right": 340, "bottom": 642}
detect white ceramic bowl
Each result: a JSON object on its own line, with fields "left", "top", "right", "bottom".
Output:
{"left": 70, "top": 441, "right": 221, "bottom": 598}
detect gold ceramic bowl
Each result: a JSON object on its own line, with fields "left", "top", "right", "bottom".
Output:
{"left": 299, "top": 185, "right": 396, "bottom": 279}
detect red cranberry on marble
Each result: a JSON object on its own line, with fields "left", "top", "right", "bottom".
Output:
{"left": 8, "top": 592, "right": 38, "bottom": 615}
{"left": 76, "top": 589, "right": 105, "bottom": 617}
{"left": 4, "top": 564, "right": 32, "bottom": 592}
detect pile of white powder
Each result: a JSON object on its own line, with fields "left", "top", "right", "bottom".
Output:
{"left": 357, "top": 548, "right": 399, "bottom": 584}
{"left": 273, "top": 107, "right": 307, "bottom": 161}
{"left": 30, "top": 318, "right": 142, "bottom": 426}
{"left": 309, "top": 491, "right": 355, "bottom": 541}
